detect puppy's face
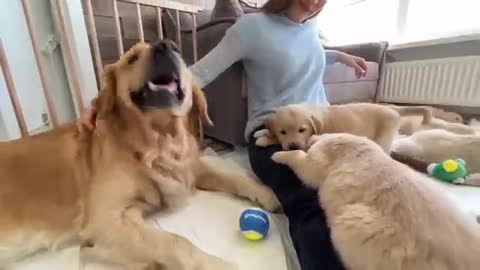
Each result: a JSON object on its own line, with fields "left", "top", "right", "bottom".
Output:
{"left": 445, "top": 112, "right": 464, "bottom": 124}
{"left": 95, "top": 39, "right": 211, "bottom": 128}
{"left": 267, "top": 107, "right": 317, "bottom": 151}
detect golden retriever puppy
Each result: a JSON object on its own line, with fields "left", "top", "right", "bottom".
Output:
{"left": 380, "top": 103, "right": 464, "bottom": 123}
{"left": 272, "top": 133, "right": 480, "bottom": 270}
{"left": 0, "top": 40, "right": 279, "bottom": 269}
{"left": 399, "top": 116, "right": 477, "bottom": 135}
{"left": 254, "top": 103, "right": 431, "bottom": 152}
{"left": 431, "top": 107, "right": 464, "bottom": 123}
{"left": 392, "top": 129, "right": 480, "bottom": 172}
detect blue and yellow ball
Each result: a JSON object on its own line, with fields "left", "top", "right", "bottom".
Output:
{"left": 239, "top": 208, "right": 269, "bottom": 241}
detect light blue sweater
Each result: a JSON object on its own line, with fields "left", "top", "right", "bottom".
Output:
{"left": 190, "top": 12, "right": 336, "bottom": 141}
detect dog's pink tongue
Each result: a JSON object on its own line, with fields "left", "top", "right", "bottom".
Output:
{"left": 149, "top": 81, "right": 177, "bottom": 93}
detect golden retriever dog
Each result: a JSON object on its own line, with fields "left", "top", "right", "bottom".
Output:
{"left": 254, "top": 103, "right": 431, "bottom": 152}
{"left": 392, "top": 129, "right": 480, "bottom": 173}
{"left": 0, "top": 40, "right": 279, "bottom": 269}
{"left": 272, "top": 133, "right": 480, "bottom": 270}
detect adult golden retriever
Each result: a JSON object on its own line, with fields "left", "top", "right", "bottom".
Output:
{"left": 272, "top": 133, "right": 480, "bottom": 270}
{"left": 0, "top": 40, "right": 278, "bottom": 269}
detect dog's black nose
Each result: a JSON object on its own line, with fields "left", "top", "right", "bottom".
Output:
{"left": 153, "top": 41, "right": 168, "bottom": 55}
{"left": 152, "top": 40, "right": 178, "bottom": 55}
{"left": 288, "top": 144, "right": 300, "bottom": 151}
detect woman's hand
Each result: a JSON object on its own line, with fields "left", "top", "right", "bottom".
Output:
{"left": 337, "top": 52, "right": 368, "bottom": 79}
{"left": 79, "top": 106, "right": 97, "bottom": 131}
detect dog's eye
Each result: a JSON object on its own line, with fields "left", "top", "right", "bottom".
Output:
{"left": 299, "top": 127, "right": 306, "bottom": 133}
{"left": 128, "top": 54, "right": 139, "bottom": 65}
{"left": 280, "top": 130, "right": 287, "bottom": 135}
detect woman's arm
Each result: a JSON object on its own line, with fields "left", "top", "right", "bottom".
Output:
{"left": 325, "top": 50, "right": 338, "bottom": 65}
{"left": 189, "top": 23, "right": 248, "bottom": 88}
{"left": 325, "top": 49, "right": 368, "bottom": 78}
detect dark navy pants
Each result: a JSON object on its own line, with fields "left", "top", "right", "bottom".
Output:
{"left": 248, "top": 130, "right": 346, "bottom": 270}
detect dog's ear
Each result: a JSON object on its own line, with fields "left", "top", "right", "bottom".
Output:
{"left": 95, "top": 64, "right": 117, "bottom": 118}
{"left": 192, "top": 84, "right": 213, "bottom": 126}
{"left": 265, "top": 115, "right": 275, "bottom": 132}
{"left": 309, "top": 115, "right": 322, "bottom": 135}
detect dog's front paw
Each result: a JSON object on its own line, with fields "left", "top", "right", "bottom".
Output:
{"left": 254, "top": 186, "right": 281, "bottom": 212}
{"left": 253, "top": 129, "right": 270, "bottom": 139}
{"left": 271, "top": 151, "right": 289, "bottom": 164}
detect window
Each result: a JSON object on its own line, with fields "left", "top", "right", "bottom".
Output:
{"left": 317, "top": 0, "right": 399, "bottom": 45}
{"left": 318, "top": 0, "right": 480, "bottom": 45}
{"left": 398, "top": 0, "right": 480, "bottom": 44}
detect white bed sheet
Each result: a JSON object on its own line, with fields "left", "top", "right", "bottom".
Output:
{"left": 9, "top": 149, "right": 300, "bottom": 270}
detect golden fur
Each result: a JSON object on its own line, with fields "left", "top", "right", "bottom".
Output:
{"left": 272, "top": 133, "right": 480, "bottom": 270}
{"left": 379, "top": 104, "right": 473, "bottom": 135}
{"left": 392, "top": 129, "right": 480, "bottom": 173}
{"left": 0, "top": 41, "right": 278, "bottom": 269}
{"left": 398, "top": 115, "right": 478, "bottom": 135}
{"left": 254, "top": 103, "right": 431, "bottom": 152}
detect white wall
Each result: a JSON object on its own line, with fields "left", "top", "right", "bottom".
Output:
{"left": 0, "top": 0, "right": 47, "bottom": 140}
{"left": 0, "top": 66, "right": 20, "bottom": 140}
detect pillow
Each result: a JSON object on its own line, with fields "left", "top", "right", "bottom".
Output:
{"left": 211, "top": 0, "right": 244, "bottom": 19}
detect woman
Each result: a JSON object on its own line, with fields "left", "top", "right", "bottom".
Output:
{"left": 82, "top": 0, "right": 366, "bottom": 268}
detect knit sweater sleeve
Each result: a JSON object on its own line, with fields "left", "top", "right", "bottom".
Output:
{"left": 189, "top": 19, "right": 249, "bottom": 88}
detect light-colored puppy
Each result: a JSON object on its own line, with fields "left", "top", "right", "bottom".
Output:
{"left": 272, "top": 133, "right": 480, "bottom": 270}
{"left": 399, "top": 116, "right": 477, "bottom": 135}
{"left": 431, "top": 107, "right": 464, "bottom": 123}
{"left": 380, "top": 103, "right": 465, "bottom": 123}
{"left": 392, "top": 129, "right": 480, "bottom": 172}
{"left": 254, "top": 103, "right": 431, "bottom": 152}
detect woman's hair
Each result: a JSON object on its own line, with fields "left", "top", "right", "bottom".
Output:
{"left": 262, "top": 0, "right": 291, "bottom": 13}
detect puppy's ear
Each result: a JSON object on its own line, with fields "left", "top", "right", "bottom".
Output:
{"left": 192, "top": 84, "right": 213, "bottom": 126}
{"left": 95, "top": 64, "right": 117, "bottom": 117}
{"left": 265, "top": 116, "right": 275, "bottom": 132}
{"left": 309, "top": 115, "right": 322, "bottom": 135}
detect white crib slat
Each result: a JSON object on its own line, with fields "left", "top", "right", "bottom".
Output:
{"left": 21, "top": 0, "right": 59, "bottom": 127}
{"left": 0, "top": 40, "right": 28, "bottom": 137}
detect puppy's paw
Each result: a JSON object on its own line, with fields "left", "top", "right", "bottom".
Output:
{"left": 272, "top": 150, "right": 305, "bottom": 165}
{"left": 253, "top": 129, "right": 270, "bottom": 139}
{"left": 271, "top": 151, "right": 290, "bottom": 164}
{"left": 255, "top": 136, "right": 278, "bottom": 147}
{"left": 254, "top": 187, "right": 281, "bottom": 212}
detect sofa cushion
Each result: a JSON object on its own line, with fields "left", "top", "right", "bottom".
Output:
{"left": 323, "top": 62, "right": 379, "bottom": 84}
{"left": 211, "top": 0, "right": 244, "bottom": 19}
{"left": 324, "top": 61, "right": 379, "bottom": 104}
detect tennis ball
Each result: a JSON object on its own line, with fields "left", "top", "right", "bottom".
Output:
{"left": 239, "top": 208, "right": 269, "bottom": 241}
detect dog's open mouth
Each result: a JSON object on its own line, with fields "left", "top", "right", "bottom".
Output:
{"left": 147, "top": 73, "right": 184, "bottom": 101}
{"left": 131, "top": 71, "right": 185, "bottom": 110}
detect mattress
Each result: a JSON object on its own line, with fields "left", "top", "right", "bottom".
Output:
{"left": 9, "top": 149, "right": 300, "bottom": 270}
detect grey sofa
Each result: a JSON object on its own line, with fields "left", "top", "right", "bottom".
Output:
{"left": 164, "top": 7, "right": 388, "bottom": 146}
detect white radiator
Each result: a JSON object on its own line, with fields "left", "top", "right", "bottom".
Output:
{"left": 377, "top": 56, "right": 480, "bottom": 107}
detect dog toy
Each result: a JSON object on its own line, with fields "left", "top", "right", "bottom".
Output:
{"left": 427, "top": 159, "right": 467, "bottom": 184}
{"left": 239, "top": 208, "right": 269, "bottom": 241}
